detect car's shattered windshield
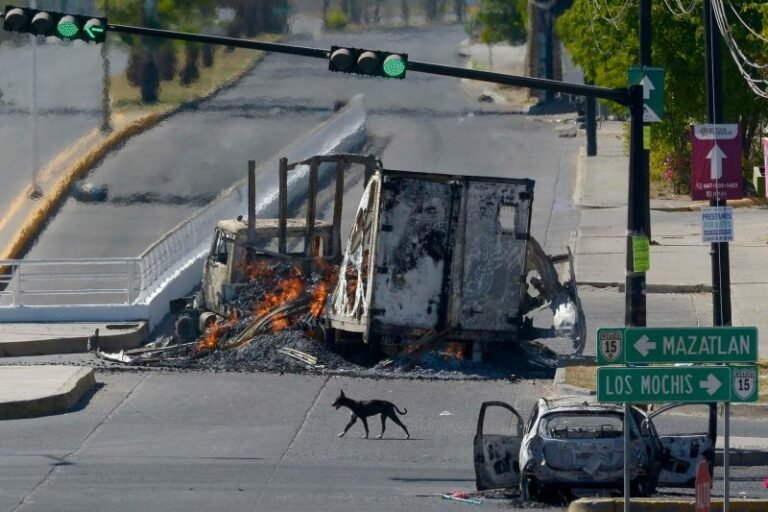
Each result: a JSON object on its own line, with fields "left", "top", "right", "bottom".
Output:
{"left": 540, "top": 412, "right": 624, "bottom": 440}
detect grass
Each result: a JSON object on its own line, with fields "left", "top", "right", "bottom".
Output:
{"left": 565, "top": 360, "right": 768, "bottom": 403}
{"left": 110, "top": 36, "right": 279, "bottom": 114}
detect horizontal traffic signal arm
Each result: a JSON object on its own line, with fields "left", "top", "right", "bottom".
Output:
{"left": 2, "top": 5, "right": 105, "bottom": 42}
{"left": 0, "top": 7, "right": 630, "bottom": 105}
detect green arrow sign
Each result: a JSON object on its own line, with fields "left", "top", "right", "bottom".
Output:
{"left": 597, "top": 365, "right": 758, "bottom": 403}
{"left": 628, "top": 66, "right": 665, "bottom": 123}
{"left": 597, "top": 326, "right": 758, "bottom": 364}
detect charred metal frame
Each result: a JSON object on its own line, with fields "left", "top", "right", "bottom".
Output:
{"left": 277, "top": 153, "right": 381, "bottom": 260}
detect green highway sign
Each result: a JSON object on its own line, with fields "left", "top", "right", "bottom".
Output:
{"left": 628, "top": 66, "right": 665, "bottom": 123}
{"left": 597, "top": 365, "right": 758, "bottom": 403}
{"left": 597, "top": 326, "right": 758, "bottom": 365}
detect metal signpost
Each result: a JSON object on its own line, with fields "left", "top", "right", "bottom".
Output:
{"left": 597, "top": 325, "right": 758, "bottom": 509}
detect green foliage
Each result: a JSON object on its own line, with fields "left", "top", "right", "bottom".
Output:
{"left": 325, "top": 9, "right": 350, "bottom": 31}
{"left": 557, "top": 1, "right": 768, "bottom": 193}
{"left": 475, "top": 0, "right": 528, "bottom": 46}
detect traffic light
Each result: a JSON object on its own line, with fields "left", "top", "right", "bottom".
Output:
{"left": 329, "top": 46, "right": 407, "bottom": 79}
{"left": 2, "top": 5, "right": 106, "bottom": 43}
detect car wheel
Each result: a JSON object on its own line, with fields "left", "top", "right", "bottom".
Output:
{"left": 631, "top": 475, "right": 654, "bottom": 497}
{"left": 521, "top": 476, "right": 540, "bottom": 502}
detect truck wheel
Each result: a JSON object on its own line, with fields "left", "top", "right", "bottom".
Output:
{"left": 175, "top": 312, "right": 200, "bottom": 342}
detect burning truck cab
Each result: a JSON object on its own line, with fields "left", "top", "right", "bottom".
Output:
{"left": 172, "top": 153, "right": 586, "bottom": 358}
{"left": 172, "top": 218, "right": 335, "bottom": 342}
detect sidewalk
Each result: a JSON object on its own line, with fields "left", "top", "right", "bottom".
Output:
{"left": 574, "top": 121, "right": 768, "bottom": 350}
{"left": 563, "top": 121, "right": 768, "bottom": 468}
{"left": 0, "top": 322, "right": 146, "bottom": 356}
{"left": 0, "top": 365, "right": 95, "bottom": 419}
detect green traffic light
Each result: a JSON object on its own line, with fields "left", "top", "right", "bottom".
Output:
{"left": 84, "top": 18, "right": 105, "bottom": 41}
{"left": 383, "top": 55, "right": 406, "bottom": 78}
{"left": 56, "top": 15, "right": 79, "bottom": 39}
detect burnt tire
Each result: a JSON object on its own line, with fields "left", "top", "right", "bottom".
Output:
{"left": 521, "top": 476, "right": 540, "bottom": 502}
{"left": 630, "top": 475, "right": 655, "bottom": 497}
{"left": 175, "top": 312, "right": 200, "bottom": 342}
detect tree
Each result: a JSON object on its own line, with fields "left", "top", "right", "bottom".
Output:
{"left": 467, "top": 0, "right": 527, "bottom": 67}
{"left": 98, "top": 0, "right": 218, "bottom": 103}
{"left": 222, "top": 0, "right": 291, "bottom": 37}
{"left": 557, "top": 1, "right": 768, "bottom": 192}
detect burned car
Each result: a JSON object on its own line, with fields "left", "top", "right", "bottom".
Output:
{"left": 473, "top": 398, "right": 714, "bottom": 500}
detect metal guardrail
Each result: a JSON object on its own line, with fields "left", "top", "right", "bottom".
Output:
{"left": 0, "top": 258, "right": 142, "bottom": 306}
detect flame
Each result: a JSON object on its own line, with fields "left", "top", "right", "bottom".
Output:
{"left": 196, "top": 310, "right": 239, "bottom": 353}
{"left": 444, "top": 342, "right": 465, "bottom": 360}
{"left": 254, "top": 275, "right": 304, "bottom": 332}
{"left": 309, "top": 258, "right": 337, "bottom": 318}
{"left": 197, "top": 321, "right": 220, "bottom": 352}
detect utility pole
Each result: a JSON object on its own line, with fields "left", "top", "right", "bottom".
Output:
{"left": 703, "top": 1, "right": 732, "bottom": 510}
{"left": 625, "top": 84, "right": 647, "bottom": 329}
{"left": 101, "top": 0, "right": 112, "bottom": 133}
{"left": 640, "top": 0, "right": 651, "bottom": 240}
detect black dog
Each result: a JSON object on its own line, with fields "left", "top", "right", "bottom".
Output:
{"left": 332, "top": 390, "right": 410, "bottom": 439}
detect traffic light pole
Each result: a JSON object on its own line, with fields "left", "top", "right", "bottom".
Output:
{"left": 1, "top": 8, "right": 647, "bottom": 330}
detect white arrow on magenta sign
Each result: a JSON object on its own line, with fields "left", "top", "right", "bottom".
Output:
{"left": 691, "top": 124, "right": 743, "bottom": 201}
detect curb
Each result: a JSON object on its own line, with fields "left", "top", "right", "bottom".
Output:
{"left": 652, "top": 197, "right": 768, "bottom": 213}
{"left": 0, "top": 366, "right": 95, "bottom": 420}
{"left": 2, "top": 50, "right": 270, "bottom": 261}
{"left": 0, "top": 323, "right": 147, "bottom": 357}
{"left": 569, "top": 498, "right": 768, "bottom": 512}
{"left": 577, "top": 282, "right": 713, "bottom": 294}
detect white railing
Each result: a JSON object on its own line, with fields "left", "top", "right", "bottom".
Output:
{"left": 0, "top": 258, "right": 142, "bottom": 306}
{"left": 0, "top": 96, "right": 367, "bottom": 329}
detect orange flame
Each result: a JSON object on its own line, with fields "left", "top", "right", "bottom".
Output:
{"left": 196, "top": 310, "right": 239, "bottom": 353}
{"left": 444, "top": 342, "right": 466, "bottom": 360}
{"left": 254, "top": 275, "right": 304, "bottom": 332}
{"left": 309, "top": 259, "right": 337, "bottom": 318}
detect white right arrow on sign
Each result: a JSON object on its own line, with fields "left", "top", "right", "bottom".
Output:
{"left": 699, "top": 373, "right": 722, "bottom": 396}
{"left": 707, "top": 144, "right": 726, "bottom": 180}
{"left": 633, "top": 335, "right": 656, "bottom": 357}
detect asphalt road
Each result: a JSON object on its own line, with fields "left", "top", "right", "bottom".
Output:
{"left": 0, "top": 39, "right": 127, "bottom": 221}
{"left": 0, "top": 371, "right": 567, "bottom": 512}
{"left": 26, "top": 23, "right": 579, "bottom": 259}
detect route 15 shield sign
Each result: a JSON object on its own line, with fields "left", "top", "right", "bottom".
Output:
{"left": 732, "top": 367, "right": 757, "bottom": 401}
{"left": 597, "top": 329, "right": 623, "bottom": 364}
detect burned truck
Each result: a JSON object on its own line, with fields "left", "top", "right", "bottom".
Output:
{"left": 172, "top": 153, "right": 585, "bottom": 356}
{"left": 326, "top": 167, "right": 585, "bottom": 355}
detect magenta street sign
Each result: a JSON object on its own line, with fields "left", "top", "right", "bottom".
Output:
{"left": 691, "top": 124, "right": 743, "bottom": 201}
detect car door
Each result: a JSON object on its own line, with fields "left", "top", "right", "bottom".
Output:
{"left": 473, "top": 401, "right": 524, "bottom": 491}
{"left": 649, "top": 404, "right": 717, "bottom": 487}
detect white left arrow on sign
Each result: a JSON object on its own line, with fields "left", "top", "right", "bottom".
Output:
{"left": 633, "top": 335, "right": 656, "bottom": 357}
{"left": 699, "top": 373, "right": 722, "bottom": 396}
{"left": 707, "top": 144, "right": 726, "bottom": 180}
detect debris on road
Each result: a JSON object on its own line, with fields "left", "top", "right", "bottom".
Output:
{"left": 442, "top": 491, "right": 483, "bottom": 505}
